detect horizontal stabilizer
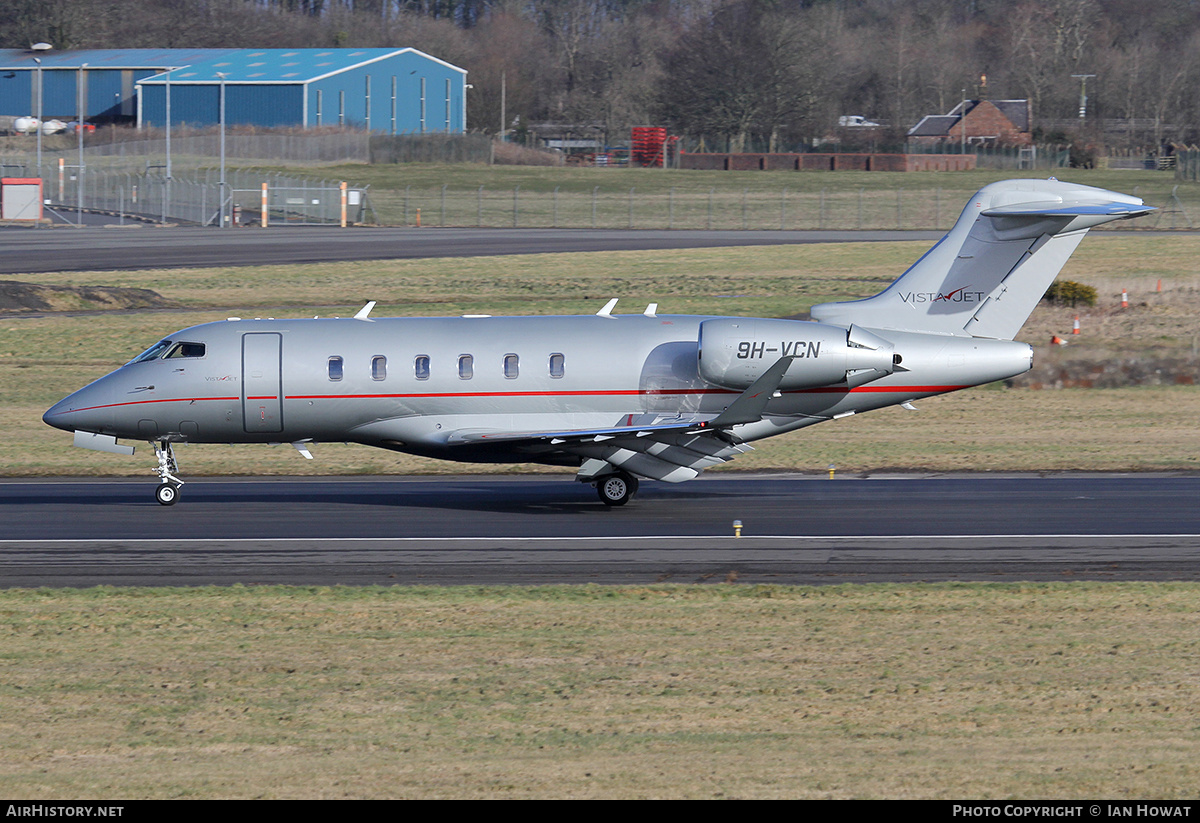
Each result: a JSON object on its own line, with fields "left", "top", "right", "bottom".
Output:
{"left": 810, "top": 179, "right": 1153, "bottom": 340}
{"left": 981, "top": 201, "right": 1154, "bottom": 218}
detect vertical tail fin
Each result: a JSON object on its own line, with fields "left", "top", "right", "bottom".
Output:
{"left": 810, "top": 179, "right": 1152, "bottom": 340}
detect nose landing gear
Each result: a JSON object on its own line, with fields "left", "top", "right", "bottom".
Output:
{"left": 153, "top": 441, "right": 183, "bottom": 506}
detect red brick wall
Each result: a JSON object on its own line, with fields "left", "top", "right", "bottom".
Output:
{"left": 679, "top": 153, "right": 976, "bottom": 171}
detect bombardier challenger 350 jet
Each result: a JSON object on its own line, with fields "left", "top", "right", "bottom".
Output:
{"left": 45, "top": 179, "right": 1151, "bottom": 506}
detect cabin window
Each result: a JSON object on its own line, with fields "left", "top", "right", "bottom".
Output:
{"left": 414, "top": 355, "right": 430, "bottom": 380}
{"left": 458, "top": 354, "right": 473, "bottom": 380}
{"left": 165, "top": 342, "right": 205, "bottom": 359}
{"left": 549, "top": 353, "right": 565, "bottom": 378}
{"left": 504, "top": 353, "right": 519, "bottom": 379}
{"left": 372, "top": 355, "right": 387, "bottom": 381}
{"left": 328, "top": 356, "right": 343, "bottom": 381}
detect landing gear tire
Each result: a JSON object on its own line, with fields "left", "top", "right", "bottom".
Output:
{"left": 152, "top": 441, "right": 184, "bottom": 507}
{"left": 597, "top": 472, "right": 638, "bottom": 507}
{"left": 155, "top": 483, "right": 180, "bottom": 506}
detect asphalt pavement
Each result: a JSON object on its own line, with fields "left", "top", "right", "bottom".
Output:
{"left": 3, "top": 474, "right": 1198, "bottom": 586}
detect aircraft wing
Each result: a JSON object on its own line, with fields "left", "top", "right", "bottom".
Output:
{"left": 448, "top": 420, "right": 752, "bottom": 483}
{"left": 444, "top": 356, "right": 798, "bottom": 483}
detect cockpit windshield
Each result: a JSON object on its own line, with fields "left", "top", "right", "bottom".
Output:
{"left": 126, "top": 340, "right": 206, "bottom": 365}
{"left": 128, "top": 339, "right": 173, "bottom": 365}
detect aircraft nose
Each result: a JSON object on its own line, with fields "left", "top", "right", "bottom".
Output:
{"left": 43, "top": 383, "right": 115, "bottom": 434}
{"left": 42, "top": 397, "right": 73, "bottom": 431}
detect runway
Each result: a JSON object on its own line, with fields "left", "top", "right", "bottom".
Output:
{"left": 0, "top": 225, "right": 941, "bottom": 274}
{"left": 3, "top": 474, "right": 1198, "bottom": 587}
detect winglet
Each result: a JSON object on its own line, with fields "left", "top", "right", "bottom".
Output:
{"left": 710, "top": 356, "right": 794, "bottom": 427}
{"left": 354, "top": 301, "right": 377, "bottom": 321}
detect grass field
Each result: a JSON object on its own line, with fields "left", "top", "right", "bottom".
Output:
{"left": 1, "top": 583, "right": 1197, "bottom": 799}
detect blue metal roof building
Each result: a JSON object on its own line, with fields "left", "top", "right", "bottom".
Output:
{"left": 138, "top": 48, "right": 467, "bottom": 132}
{"left": 0, "top": 49, "right": 234, "bottom": 122}
{"left": 0, "top": 48, "right": 466, "bottom": 132}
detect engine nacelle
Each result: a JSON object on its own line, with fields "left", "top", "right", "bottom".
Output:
{"left": 698, "top": 318, "right": 896, "bottom": 391}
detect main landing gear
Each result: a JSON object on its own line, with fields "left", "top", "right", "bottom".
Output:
{"left": 153, "top": 441, "right": 184, "bottom": 506}
{"left": 596, "top": 471, "right": 638, "bottom": 507}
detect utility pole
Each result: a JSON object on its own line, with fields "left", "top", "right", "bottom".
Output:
{"left": 33, "top": 57, "right": 42, "bottom": 177}
{"left": 77, "top": 62, "right": 87, "bottom": 226}
{"left": 1071, "top": 74, "right": 1096, "bottom": 120}
{"left": 960, "top": 88, "right": 967, "bottom": 154}
{"left": 217, "top": 72, "right": 228, "bottom": 228}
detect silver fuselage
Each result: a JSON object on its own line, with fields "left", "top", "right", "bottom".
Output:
{"left": 44, "top": 313, "right": 1032, "bottom": 465}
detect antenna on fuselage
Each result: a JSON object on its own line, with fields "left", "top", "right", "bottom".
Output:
{"left": 596, "top": 298, "right": 618, "bottom": 318}
{"left": 353, "top": 301, "right": 377, "bottom": 321}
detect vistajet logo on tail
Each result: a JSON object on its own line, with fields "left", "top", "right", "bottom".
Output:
{"left": 898, "top": 286, "right": 986, "bottom": 305}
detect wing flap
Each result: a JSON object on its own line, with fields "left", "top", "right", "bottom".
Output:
{"left": 563, "top": 429, "right": 752, "bottom": 483}
{"left": 444, "top": 418, "right": 715, "bottom": 446}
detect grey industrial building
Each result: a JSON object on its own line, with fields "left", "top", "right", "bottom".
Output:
{"left": 0, "top": 47, "right": 467, "bottom": 133}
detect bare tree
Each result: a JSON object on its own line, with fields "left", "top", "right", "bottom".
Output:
{"left": 658, "top": 1, "right": 840, "bottom": 150}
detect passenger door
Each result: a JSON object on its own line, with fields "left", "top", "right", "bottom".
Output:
{"left": 242, "top": 332, "right": 283, "bottom": 433}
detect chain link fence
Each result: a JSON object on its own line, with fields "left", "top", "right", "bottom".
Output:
{"left": 364, "top": 183, "right": 1193, "bottom": 231}
{"left": 0, "top": 159, "right": 372, "bottom": 226}
{"left": 5, "top": 169, "right": 1191, "bottom": 231}
{"left": 372, "top": 185, "right": 968, "bottom": 230}
{"left": 55, "top": 131, "right": 372, "bottom": 170}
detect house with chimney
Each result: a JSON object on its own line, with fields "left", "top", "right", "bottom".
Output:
{"left": 908, "top": 99, "right": 1033, "bottom": 147}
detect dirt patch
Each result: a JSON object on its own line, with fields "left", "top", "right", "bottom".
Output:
{"left": 1012, "top": 355, "right": 1200, "bottom": 389}
{"left": 0, "top": 280, "right": 173, "bottom": 314}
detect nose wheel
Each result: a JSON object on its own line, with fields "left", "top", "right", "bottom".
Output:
{"left": 596, "top": 471, "right": 638, "bottom": 506}
{"left": 153, "top": 441, "right": 184, "bottom": 506}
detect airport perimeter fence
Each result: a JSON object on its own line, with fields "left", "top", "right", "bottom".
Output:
{"left": 47, "top": 132, "right": 372, "bottom": 170}
{"left": 6, "top": 172, "right": 1194, "bottom": 230}
{"left": 0, "top": 160, "right": 373, "bottom": 226}
{"left": 364, "top": 182, "right": 1195, "bottom": 231}
{"left": 72, "top": 131, "right": 491, "bottom": 167}
{"left": 1174, "top": 147, "right": 1200, "bottom": 182}
{"left": 369, "top": 184, "right": 969, "bottom": 230}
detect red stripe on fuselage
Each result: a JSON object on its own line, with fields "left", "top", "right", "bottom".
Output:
{"left": 56, "top": 385, "right": 970, "bottom": 415}
{"left": 58, "top": 396, "right": 240, "bottom": 414}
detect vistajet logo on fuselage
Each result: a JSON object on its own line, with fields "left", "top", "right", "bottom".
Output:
{"left": 898, "top": 286, "right": 986, "bottom": 305}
